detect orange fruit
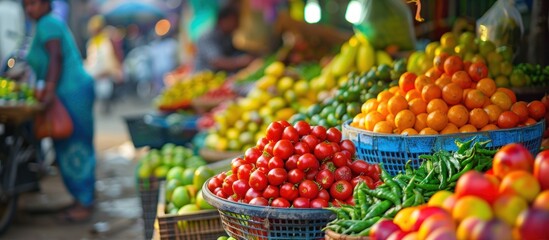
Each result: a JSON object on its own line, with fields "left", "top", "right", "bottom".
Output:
{"left": 427, "top": 99, "right": 449, "bottom": 114}
{"left": 361, "top": 99, "right": 379, "bottom": 114}
{"left": 414, "top": 113, "right": 429, "bottom": 132}
{"left": 484, "top": 104, "right": 503, "bottom": 123}
{"left": 524, "top": 118, "right": 537, "bottom": 126}
{"left": 389, "top": 86, "right": 401, "bottom": 94}
{"left": 386, "top": 114, "right": 396, "bottom": 128}
{"left": 468, "top": 62, "right": 489, "bottom": 82}
{"left": 465, "top": 89, "right": 487, "bottom": 110}
{"left": 388, "top": 95, "right": 409, "bottom": 115}
{"left": 441, "top": 123, "right": 459, "bottom": 134}
{"left": 395, "top": 110, "right": 416, "bottom": 131}
{"left": 451, "top": 70, "right": 472, "bottom": 89}
{"left": 399, "top": 72, "right": 417, "bottom": 93}
{"left": 425, "top": 67, "right": 443, "bottom": 80}
{"left": 469, "top": 108, "right": 490, "bottom": 129}
{"left": 401, "top": 128, "right": 419, "bottom": 136}
{"left": 422, "top": 84, "right": 442, "bottom": 103}
{"left": 352, "top": 113, "right": 366, "bottom": 128}
{"left": 434, "top": 52, "right": 450, "bottom": 72}
{"left": 491, "top": 91, "right": 513, "bottom": 111}
{"left": 462, "top": 88, "right": 472, "bottom": 103}
{"left": 377, "top": 90, "right": 393, "bottom": 103}
{"left": 442, "top": 83, "right": 463, "bottom": 105}
{"left": 408, "top": 98, "right": 427, "bottom": 115}
{"left": 497, "top": 88, "right": 517, "bottom": 103}
{"left": 510, "top": 101, "right": 529, "bottom": 123}
{"left": 427, "top": 110, "right": 449, "bottom": 132}
{"left": 444, "top": 56, "right": 464, "bottom": 75}
{"left": 497, "top": 111, "right": 520, "bottom": 129}
{"left": 377, "top": 101, "right": 389, "bottom": 118}
{"left": 435, "top": 75, "right": 452, "bottom": 88}
{"left": 481, "top": 124, "right": 499, "bottom": 131}
{"left": 419, "top": 127, "right": 438, "bottom": 135}
{"left": 527, "top": 100, "right": 547, "bottom": 121}
{"left": 373, "top": 121, "right": 393, "bottom": 134}
{"left": 459, "top": 124, "right": 478, "bottom": 133}
{"left": 405, "top": 89, "right": 421, "bottom": 101}
{"left": 448, "top": 104, "right": 469, "bottom": 127}
{"left": 365, "top": 111, "right": 385, "bottom": 131}
{"left": 415, "top": 75, "right": 433, "bottom": 93}
{"left": 476, "top": 78, "right": 497, "bottom": 97}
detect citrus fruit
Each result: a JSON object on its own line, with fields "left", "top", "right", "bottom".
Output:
{"left": 422, "top": 84, "right": 442, "bottom": 103}
{"left": 427, "top": 110, "right": 448, "bottom": 132}
{"left": 442, "top": 82, "right": 463, "bottom": 105}
{"left": 469, "top": 108, "right": 490, "bottom": 129}
{"left": 427, "top": 99, "right": 449, "bottom": 114}
{"left": 448, "top": 104, "right": 469, "bottom": 127}
{"left": 414, "top": 113, "right": 429, "bottom": 132}
{"left": 395, "top": 110, "right": 416, "bottom": 131}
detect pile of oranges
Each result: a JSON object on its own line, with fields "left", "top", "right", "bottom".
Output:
{"left": 351, "top": 54, "right": 547, "bottom": 135}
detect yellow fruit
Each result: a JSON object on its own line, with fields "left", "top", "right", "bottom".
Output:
{"left": 453, "top": 196, "right": 493, "bottom": 222}
{"left": 428, "top": 191, "right": 454, "bottom": 207}
{"left": 493, "top": 194, "right": 528, "bottom": 226}
{"left": 265, "top": 61, "right": 285, "bottom": 77}
{"left": 357, "top": 39, "right": 375, "bottom": 72}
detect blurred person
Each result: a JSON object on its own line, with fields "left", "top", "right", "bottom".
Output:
{"left": 149, "top": 30, "right": 178, "bottom": 94}
{"left": 193, "top": 5, "right": 255, "bottom": 73}
{"left": 23, "top": 0, "right": 96, "bottom": 222}
{"left": 84, "top": 15, "right": 123, "bottom": 114}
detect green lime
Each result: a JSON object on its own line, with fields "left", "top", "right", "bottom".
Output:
{"left": 171, "top": 186, "right": 190, "bottom": 208}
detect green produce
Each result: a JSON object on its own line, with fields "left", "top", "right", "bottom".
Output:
{"left": 324, "top": 138, "right": 497, "bottom": 237}
{"left": 136, "top": 144, "right": 206, "bottom": 180}
{"left": 290, "top": 59, "right": 407, "bottom": 129}
{"left": 0, "top": 77, "right": 37, "bottom": 105}
{"left": 513, "top": 63, "right": 549, "bottom": 87}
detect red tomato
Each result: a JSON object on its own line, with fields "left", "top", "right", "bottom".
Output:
{"left": 280, "top": 182, "right": 299, "bottom": 201}
{"left": 285, "top": 154, "right": 299, "bottom": 170}
{"left": 249, "top": 170, "right": 268, "bottom": 191}
{"left": 301, "top": 134, "right": 320, "bottom": 150}
{"left": 288, "top": 169, "right": 305, "bottom": 184}
{"left": 455, "top": 171, "right": 499, "bottom": 204}
{"left": 326, "top": 127, "right": 342, "bottom": 143}
{"left": 493, "top": 143, "right": 534, "bottom": 179}
{"left": 332, "top": 152, "right": 351, "bottom": 168}
{"left": 534, "top": 150, "right": 549, "bottom": 190}
{"left": 314, "top": 142, "right": 335, "bottom": 161}
{"left": 297, "top": 153, "right": 320, "bottom": 173}
{"left": 311, "top": 126, "right": 327, "bottom": 141}
{"left": 262, "top": 185, "right": 280, "bottom": 199}
{"left": 268, "top": 156, "right": 285, "bottom": 169}
{"left": 267, "top": 168, "right": 287, "bottom": 186}
{"left": 264, "top": 141, "right": 275, "bottom": 156}
{"left": 298, "top": 180, "right": 320, "bottom": 199}
{"left": 256, "top": 137, "right": 269, "bottom": 151}
{"left": 214, "top": 188, "right": 227, "bottom": 199}
{"left": 255, "top": 155, "right": 270, "bottom": 170}
{"left": 282, "top": 126, "right": 299, "bottom": 143}
{"left": 294, "top": 121, "right": 311, "bottom": 136}
{"left": 231, "top": 157, "right": 246, "bottom": 174}
{"left": 294, "top": 142, "right": 311, "bottom": 155}
{"left": 329, "top": 142, "right": 341, "bottom": 154}
{"left": 339, "top": 140, "right": 356, "bottom": 156}
{"left": 232, "top": 179, "right": 250, "bottom": 199}
{"left": 244, "top": 188, "right": 262, "bottom": 203}
{"left": 351, "top": 175, "right": 375, "bottom": 189}
{"left": 468, "top": 62, "right": 489, "bottom": 82}
{"left": 317, "top": 189, "right": 330, "bottom": 201}
{"left": 292, "top": 197, "right": 311, "bottom": 208}
{"left": 207, "top": 177, "right": 222, "bottom": 192}
{"left": 271, "top": 197, "right": 291, "bottom": 208}
{"left": 320, "top": 161, "right": 336, "bottom": 172}
{"left": 315, "top": 169, "right": 335, "bottom": 189}
{"left": 222, "top": 174, "right": 237, "bottom": 196}
{"left": 334, "top": 166, "right": 353, "bottom": 181}
{"left": 278, "top": 120, "right": 291, "bottom": 128}
{"left": 266, "top": 122, "right": 284, "bottom": 141}
{"left": 350, "top": 160, "right": 370, "bottom": 175}
{"left": 244, "top": 147, "right": 262, "bottom": 164}
{"left": 305, "top": 169, "right": 318, "bottom": 180}
{"left": 237, "top": 164, "right": 254, "bottom": 180}
{"left": 273, "top": 139, "right": 294, "bottom": 160}
{"left": 249, "top": 197, "right": 269, "bottom": 206}
{"left": 330, "top": 180, "right": 353, "bottom": 201}
{"left": 310, "top": 198, "right": 329, "bottom": 208}
{"left": 215, "top": 172, "right": 226, "bottom": 182}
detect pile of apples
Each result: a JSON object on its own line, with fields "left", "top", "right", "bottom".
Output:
{"left": 368, "top": 143, "right": 549, "bottom": 240}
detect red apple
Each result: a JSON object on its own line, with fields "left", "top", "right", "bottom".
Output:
{"left": 471, "top": 219, "right": 513, "bottom": 240}
{"left": 370, "top": 219, "right": 401, "bottom": 240}
{"left": 386, "top": 230, "right": 408, "bottom": 240}
{"left": 534, "top": 150, "right": 549, "bottom": 190}
{"left": 455, "top": 171, "right": 499, "bottom": 204}
{"left": 516, "top": 208, "right": 549, "bottom": 239}
{"left": 493, "top": 143, "right": 534, "bottom": 179}
{"left": 409, "top": 206, "right": 450, "bottom": 231}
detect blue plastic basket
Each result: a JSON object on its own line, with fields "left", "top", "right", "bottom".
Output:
{"left": 124, "top": 113, "right": 199, "bottom": 149}
{"left": 343, "top": 120, "right": 545, "bottom": 176}
{"left": 202, "top": 180, "right": 335, "bottom": 240}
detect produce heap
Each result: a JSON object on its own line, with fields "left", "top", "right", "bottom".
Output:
{"left": 0, "top": 77, "right": 36, "bottom": 105}
{"left": 206, "top": 120, "right": 383, "bottom": 208}
{"left": 136, "top": 143, "right": 207, "bottom": 181}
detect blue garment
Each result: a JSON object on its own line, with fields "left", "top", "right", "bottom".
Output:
{"left": 26, "top": 14, "right": 96, "bottom": 207}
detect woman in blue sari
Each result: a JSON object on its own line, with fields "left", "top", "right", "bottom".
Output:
{"left": 24, "top": 0, "right": 96, "bottom": 222}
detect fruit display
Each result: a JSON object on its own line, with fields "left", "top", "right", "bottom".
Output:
{"left": 163, "top": 164, "right": 216, "bottom": 215}
{"left": 0, "top": 77, "right": 36, "bottom": 105}
{"left": 136, "top": 143, "right": 207, "bottom": 180}
{"left": 206, "top": 120, "right": 383, "bottom": 208}
{"left": 371, "top": 143, "right": 549, "bottom": 240}
{"left": 290, "top": 59, "right": 407, "bottom": 129}
{"left": 513, "top": 63, "right": 549, "bottom": 87}
{"left": 154, "top": 71, "right": 226, "bottom": 111}
{"left": 408, "top": 32, "right": 516, "bottom": 86}
{"left": 203, "top": 61, "right": 319, "bottom": 152}
{"left": 351, "top": 54, "right": 546, "bottom": 135}
{"left": 324, "top": 138, "right": 496, "bottom": 236}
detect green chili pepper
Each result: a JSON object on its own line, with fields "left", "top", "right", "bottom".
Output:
{"left": 450, "top": 162, "right": 474, "bottom": 182}
{"left": 421, "top": 167, "right": 437, "bottom": 185}
{"left": 393, "top": 177, "right": 407, "bottom": 191}
{"left": 416, "top": 183, "right": 440, "bottom": 191}
{"left": 402, "top": 195, "right": 415, "bottom": 208}
{"left": 336, "top": 219, "right": 361, "bottom": 229}
{"left": 328, "top": 207, "right": 350, "bottom": 220}
{"left": 357, "top": 226, "right": 372, "bottom": 236}
{"left": 342, "top": 217, "right": 381, "bottom": 235}
{"left": 405, "top": 160, "right": 414, "bottom": 175}
{"left": 364, "top": 188, "right": 401, "bottom": 206}
{"left": 456, "top": 138, "right": 474, "bottom": 153}
{"left": 385, "top": 179, "right": 402, "bottom": 199}
{"left": 364, "top": 200, "right": 393, "bottom": 219}
{"left": 438, "top": 157, "right": 448, "bottom": 189}
{"left": 413, "top": 189, "right": 424, "bottom": 205}
{"left": 447, "top": 154, "right": 461, "bottom": 172}
{"left": 383, "top": 205, "right": 402, "bottom": 218}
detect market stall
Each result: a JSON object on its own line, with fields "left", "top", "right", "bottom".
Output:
{"left": 121, "top": 0, "right": 549, "bottom": 239}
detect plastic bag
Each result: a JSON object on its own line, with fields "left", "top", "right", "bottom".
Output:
{"left": 476, "top": 0, "right": 523, "bottom": 54}
{"left": 354, "top": 0, "right": 417, "bottom": 51}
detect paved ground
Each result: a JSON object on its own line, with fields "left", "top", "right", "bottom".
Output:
{"left": 3, "top": 95, "right": 155, "bottom": 240}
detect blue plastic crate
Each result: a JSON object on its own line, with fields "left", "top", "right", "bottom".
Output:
{"left": 202, "top": 180, "right": 335, "bottom": 240}
{"left": 343, "top": 120, "right": 545, "bottom": 176}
